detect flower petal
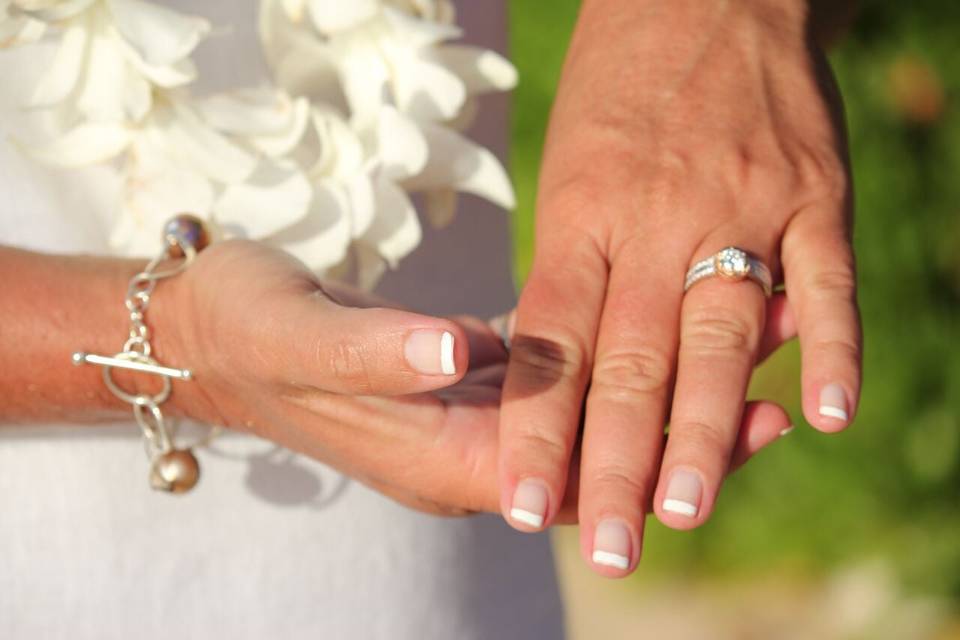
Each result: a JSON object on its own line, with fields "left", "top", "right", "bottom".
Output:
{"left": 248, "top": 96, "right": 310, "bottom": 157}
{"left": 353, "top": 242, "right": 387, "bottom": 291}
{"left": 26, "top": 18, "right": 88, "bottom": 107}
{"left": 17, "top": 121, "right": 131, "bottom": 167}
{"left": 77, "top": 21, "right": 152, "bottom": 122}
{"left": 161, "top": 100, "right": 257, "bottom": 184}
{"left": 214, "top": 160, "right": 312, "bottom": 239}
{"left": 107, "top": 0, "right": 209, "bottom": 66}
{"left": 18, "top": 0, "right": 96, "bottom": 22}
{"left": 266, "top": 180, "right": 352, "bottom": 271}
{"left": 361, "top": 178, "right": 421, "bottom": 268}
{"left": 115, "top": 142, "right": 215, "bottom": 254}
{"left": 0, "top": 13, "right": 45, "bottom": 47}
{"left": 306, "top": 0, "right": 378, "bottom": 34}
{"left": 374, "top": 106, "right": 428, "bottom": 181}
{"left": 335, "top": 41, "right": 389, "bottom": 129}
{"left": 423, "top": 188, "right": 457, "bottom": 228}
{"left": 392, "top": 55, "right": 466, "bottom": 122}
{"left": 342, "top": 174, "right": 374, "bottom": 238}
{"left": 381, "top": 7, "right": 459, "bottom": 48}
{"left": 404, "top": 123, "right": 515, "bottom": 210}
{"left": 195, "top": 88, "right": 296, "bottom": 135}
{"left": 125, "top": 54, "right": 197, "bottom": 88}
{"left": 430, "top": 45, "right": 518, "bottom": 94}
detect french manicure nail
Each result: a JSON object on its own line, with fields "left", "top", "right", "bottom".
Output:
{"left": 510, "top": 479, "right": 548, "bottom": 529}
{"left": 592, "top": 519, "right": 631, "bottom": 570}
{"left": 819, "top": 383, "right": 848, "bottom": 421}
{"left": 404, "top": 330, "right": 456, "bottom": 376}
{"left": 662, "top": 469, "right": 702, "bottom": 518}
{"left": 780, "top": 425, "right": 795, "bottom": 437}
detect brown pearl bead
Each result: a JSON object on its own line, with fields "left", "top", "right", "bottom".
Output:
{"left": 163, "top": 213, "right": 210, "bottom": 258}
{"left": 150, "top": 449, "right": 201, "bottom": 493}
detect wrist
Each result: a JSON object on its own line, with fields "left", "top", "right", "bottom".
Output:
{"left": 147, "top": 252, "right": 224, "bottom": 426}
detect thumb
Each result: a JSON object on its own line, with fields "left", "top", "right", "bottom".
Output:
{"left": 275, "top": 294, "right": 467, "bottom": 396}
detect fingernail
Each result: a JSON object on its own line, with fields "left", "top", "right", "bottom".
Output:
{"left": 404, "top": 330, "right": 456, "bottom": 376}
{"left": 592, "top": 519, "right": 631, "bottom": 570}
{"left": 510, "top": 479, "right": 548, "bottom": 529}
{"left": 818, "top": 384, "right": 848, "bottom": 421}
{"left": 780, "top": 425, "right": 795, "bottom": 437}
{"left": 662, "top": 469, "right": 702, "bottom": 518}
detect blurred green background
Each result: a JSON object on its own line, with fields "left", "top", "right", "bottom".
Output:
{"left": 507, "top": 1, "right": 960, "bottom": 637}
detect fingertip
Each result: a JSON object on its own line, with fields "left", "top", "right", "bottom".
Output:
{"left": 655, "top": 466, "right": 709, "bottom": 531}
{"left": 807, "top": 381, "right": 856, "bottom": 433}
{"left": 503, "top": 477, "right": 552, "bottom": 533}
{"left": 402, "top": 323, "right": 468, "bottom": 379}
{"left": 730, "top": 401, "right": 793, "bottom": 470}
{"left": 583, "top": 517, "right": 640, "bottom": 578}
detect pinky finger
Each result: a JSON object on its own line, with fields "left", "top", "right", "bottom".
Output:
{"left": 782, "top": 203, "right": 862, "bottom": 433}
{"left": 728, "top": 400, "right": 794, "bottom": 471}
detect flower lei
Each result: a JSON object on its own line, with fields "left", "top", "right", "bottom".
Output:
{"left": 0, "top": 0, "right": 517, "bottom": 287}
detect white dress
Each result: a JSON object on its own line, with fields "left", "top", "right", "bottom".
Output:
{"left": 0, "top": 2, "right": 566, "bottom": 638}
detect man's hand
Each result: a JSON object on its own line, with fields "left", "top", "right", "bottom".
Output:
{"left": 498, "top": 0, "right": 861, "bottom": 576}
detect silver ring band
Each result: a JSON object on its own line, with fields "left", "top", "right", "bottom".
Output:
{"left": 684, "top": 247, "right": 773, "bottom": 298}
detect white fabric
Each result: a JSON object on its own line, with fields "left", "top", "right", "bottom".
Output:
{"left": 0, "top": 1, "right": 566, "bottom": 638}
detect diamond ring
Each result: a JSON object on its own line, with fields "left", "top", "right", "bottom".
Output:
{"left": 684, "top": 247, "right": 773, "bottom": 297}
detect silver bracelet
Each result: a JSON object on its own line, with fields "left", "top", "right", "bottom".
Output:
{"left": 72, "top": 214, "right": 217, "bottom": 494}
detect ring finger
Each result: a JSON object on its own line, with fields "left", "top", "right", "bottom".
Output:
{"left": 654, "top": 241, "right": 774, "bottom": 529}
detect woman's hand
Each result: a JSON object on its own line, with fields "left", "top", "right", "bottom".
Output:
{"left": 498, "top": 0, "right": 861, "bottom": 575}
{"left": 155, "top": 238, "right": 508, "bottom": 515}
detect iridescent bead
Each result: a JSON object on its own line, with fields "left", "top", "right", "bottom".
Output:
{"left": 163, "top": 213, "right": 210, "bottom": 258}
{"left": 149, "top": 449, "right": 201, "bottom": 493}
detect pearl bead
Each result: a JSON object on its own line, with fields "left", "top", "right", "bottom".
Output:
{"left": 163, "top": 214, "right": 210, "bottom": 258}
{"left": 150, "top": 449, "right": 201, "bottom": 493}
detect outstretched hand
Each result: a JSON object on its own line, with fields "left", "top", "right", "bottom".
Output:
{"left": 498, "top": 0, "right": 861, "bottom": 576}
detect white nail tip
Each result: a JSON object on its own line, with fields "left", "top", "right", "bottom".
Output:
{"left": 440, "top": 331, "right": 456, "bottom": 375}
{"left": 780, "top": 426, "right": 796, "bottom": 437}
{"left": 819, "top": 405, "right": 848, "bottom": 421}
{"left": 662, "top": 499, "right": 698, "bottom": 518}
{"left": 592, "top": 550, "right": 629, "bottom": 570}
{"left": 510, "top": 508, "right": 544, "bottom": 528}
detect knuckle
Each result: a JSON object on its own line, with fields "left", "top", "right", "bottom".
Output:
{"left": 795, "top": 148, "right": 849, "bottom": 200}
{"left": 591, "top": 465, "right": 652, "bottom": 501}
{"left": 324, "top": 339, "right": 374, "bottom": 393}
{"left": 810, "top": 337, "right": 861, "bottom": 368}
{"left": 509, "top": 332, "right": 590, "bottom": 387}
{"left": 682, "top": 306, "right": 758, "bottom": 355}
{"left": 513, "top": 428, "right": 571, "bottom": 469}
{"left": 670, "top": 420, "right": 731, "bottom": 457}
{"left": 808, "top": 267, "right": 857, "bottom": 302}
{"left": 592, "top": 347, "right": 673, "bottom": 400}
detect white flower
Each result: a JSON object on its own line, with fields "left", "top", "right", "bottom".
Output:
{"left": 25, "top": 0, "right": 209, "bottom": 124}
{"left": 258, "top": 0, "right": 517, "bottom": 273}
{"left": 5, "top": 0, "right": 520, "bottom": 289}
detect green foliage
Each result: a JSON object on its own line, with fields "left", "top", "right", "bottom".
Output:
{"left": 509, "top": 0, "right": 960, "bottom": 598}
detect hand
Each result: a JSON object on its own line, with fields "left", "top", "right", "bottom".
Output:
{"left": 157, "top": 239, "right": 511, "bottom": 515}
{"left": 498, "top": 0, "right": 861, "bottom": 576}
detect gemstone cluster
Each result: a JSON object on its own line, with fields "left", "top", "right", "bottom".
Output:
{"left": 714, "top": 247, "right": 751, "bottom": 280}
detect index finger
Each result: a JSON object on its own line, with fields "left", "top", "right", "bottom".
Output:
{"left": 498, "top": 231, "right": 608, "bottom": 531}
